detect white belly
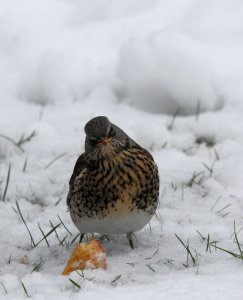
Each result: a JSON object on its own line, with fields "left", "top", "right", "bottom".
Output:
{"left": 71, "top": 210, "right": 153, "bottom": 234}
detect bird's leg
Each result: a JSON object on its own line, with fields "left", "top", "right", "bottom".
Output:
{"left": 79, "top": 233, "right": 85, "bottom": 243}
{"left": 126, "top": 232, "right": 136, "bottom": 249}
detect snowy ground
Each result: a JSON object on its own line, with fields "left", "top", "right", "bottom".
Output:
{"left": 1, "top": 0, "right": 243, "bottom": 299}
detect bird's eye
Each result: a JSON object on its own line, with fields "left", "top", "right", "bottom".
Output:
{"left": 108, "top": 127, "right": 115, "bottom": 137}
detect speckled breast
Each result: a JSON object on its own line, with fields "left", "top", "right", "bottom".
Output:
{"left": 69, "top": 147, "right": 159, "bottom": 234}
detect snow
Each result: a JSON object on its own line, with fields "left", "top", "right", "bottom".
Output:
{"left": 1, "top": 0, "right": 243, "bottom": 299}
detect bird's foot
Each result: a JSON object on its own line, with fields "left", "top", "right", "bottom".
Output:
{"left": 79, "top": 233, "right": 85, "bottom": 243}
{"left": 126, "top": 232, "right": 136, "bottom": 249}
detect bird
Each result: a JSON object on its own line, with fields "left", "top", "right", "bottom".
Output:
{"left": 67, "top": 116, "right": 159, "bottom": 248}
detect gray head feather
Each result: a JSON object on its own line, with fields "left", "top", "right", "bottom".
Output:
{"left": 84, "top": 116, "right": 111, "bottom": 140}
{"left": 84, "top": 116, "right": 138, "bottom": 152}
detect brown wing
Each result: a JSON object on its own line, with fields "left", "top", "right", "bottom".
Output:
{"left": 69, "top": 153, "right": 87, "bottom": 186}
{"left": 67, "top": 153, "right": 87, "bottom": 206}
{"left": 131, "top": 143, "right": 155, "bottom": 162}
{"left": 123, "top": 134, "right": 155, "bottom": 162}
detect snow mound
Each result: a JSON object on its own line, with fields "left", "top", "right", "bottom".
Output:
{"left": 23, "top": 52, "right": 103, "bottom": 105}
{"left": 118, "top": 32, "right": 223, "bottom": 115}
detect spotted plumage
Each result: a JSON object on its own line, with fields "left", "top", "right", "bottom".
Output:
{"left": 67, "top": 116, "right": 159, "bottom": 248}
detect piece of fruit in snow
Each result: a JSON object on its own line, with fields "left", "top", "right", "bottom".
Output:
{"left": 62, "top": 238, "right": 107, "bottom": 275}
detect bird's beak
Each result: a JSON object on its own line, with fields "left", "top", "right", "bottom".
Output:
{"left": 102, "top": 136, "right": 111, "bottom": 145}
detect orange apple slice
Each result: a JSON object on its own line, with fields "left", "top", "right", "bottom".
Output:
{"left": 62, "top": 238, "right": 107, "bottom": 275}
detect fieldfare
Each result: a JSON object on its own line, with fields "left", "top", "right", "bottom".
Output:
{"left": 67, "top": 116, "right": 159, "bottom": 248}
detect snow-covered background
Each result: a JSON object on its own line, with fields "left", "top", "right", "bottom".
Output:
{"left": 1, "top": 0, "right": 243, "bottom": 299}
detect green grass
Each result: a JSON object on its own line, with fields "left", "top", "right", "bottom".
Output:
{"left": 167, "top": 108, "right": 180, "bottom": 131}
{"left": 202, "top": 160, "right": 216, "bottom": 177}
{"left": 233, "top": 221, "right": 243, "bottom": 260}
{"left": 17, "top": 131, "right": 37, "bottom": 148}
{"left": 44, "top": 152, "right": 67, "bottom": 169}
{"left": 126, "top": 262, "right": 135, "bottom": 267}
{"left": 23, "top": 157, "right": 28, "bottom": 173}
{"left": 57, "top": 214, "right": 72, "bottom": 235}
{"left": 175, "top": 234, "right": 198, "bottom": 267}
{"left": 0, "top": 281, "right": 8, "bottom": 294}
{"left": 146, "top": 263, "right": 155, "bottom": 272}
{"left": 1, "top": 163, "right": 11, "bottom": 202}
{"left": 38, "top": 223, "right": 50, "bottom": 247}
{"left": 21, "top": 281, "right": 30, "bottom": 298}
{"left": 185, "top": 171, "right": 204, "bottom": 188}
{"left": 195, "top": 135, "right": 215, "bottom": 148}
{"left": 8, "top": 254, "right": 12, "bottom": 264}
{"left": 16, "top": 201, "right": 67, "bottom": 248}
{"left": 0, "top": 130, "right": 37, "bottom": 153}
{"left": 216, "top": 204, "right": 231, "bottom": 218}
{"left": 69, "top": 278, "right": 81, "bottom": 289}
{"left": 110, "top": 274, "right": 122, "bottom": 284}
{"left": 197, "top": 223, "right": 243, "bottom": 260}
{"left": 16, "top": 201, "right": 36, "bottom": 248}
{"left": 32, "top": 260, "right": 45, "bottom": 273}
{"left": 34, "top": 222, "right": 61, "bottom": 248}
{"left": 76, "top": 270, "right": 95, "bottom": 282}
{"left": 195, "top": 99, "right": 201, "bottom": 121}
{"left": 68, "top": 233, "right": 81, "bottom": 246}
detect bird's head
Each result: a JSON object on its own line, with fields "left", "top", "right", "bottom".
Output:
{"left": 84, "top": 116, "right": 129, "bottom": 154}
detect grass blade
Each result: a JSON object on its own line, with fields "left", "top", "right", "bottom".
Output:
{"left": 38, "top": 223, "right": 50, "bottom": 247}
{"left": 23, "top": 157, "right": 28, "bottom": 173}
{"left": 49, "top": 220, "right": 67, "bottom": 245}
{"left": 8, "top": 254, "right": 12, "bottom": 264}
{"left": 16, "top": 201, "right": 36, "bottom": 247}
{"left": 34, "top": 223, "right": 61, "bottom": 248}
{"left": 111, "top": 274, "right": 122, "bottom": 284}
{"left": 59, "top": 235, "right": 68, "bottom": 246}
{"left": 146, "top": 263, "right": 155, "bottom": 272}
{"left": 32, "top": 260, "right": 45, "bottom": 273}
{"left": 196, "top": 230, "right": 206, "bottom": 241}
{"left": 57, "top": 215, "right": 72, "bottom": 235}
{"left": 0, "top": 281, "right": 8, "bottom": 294}
{"left": 233, "top": 221, "right": 243, "bottom": 260}
{"left": 44, "top": 152, "right": 67, "bottom": 169}
{"left": 76, "top": 271, "right": 95, "bottom": 282}
{"left": 69, "top": 233, "right": 81, "bottom": 246}
{"left": 21, "top": 281, "right": 30, "bottom": 297}
{"left": 186, "top": 171, "right": 204, "bottom": 187}
{"left": 17, "top": 130, "right": 37, "bottom": 147}
{"left": 69, "top": 278, "right": 81, "bottom": 289}
{"left": 2, "top": 163, "right": 11, "bottom": 202}
{"left": 167, "top": 108, "right": 180, "bottom": 131}
{"left": 0, "top": 133, "right": 24, "bottom": 152}
{"left": 210, "top": 243, "right": 241, "bottom": 258}
{"left": 206, "top": 234, "right": 211, "bottom": 252}
{"left": 175, "top": 234, "right": 197, "bottom": 266}
{"left": 216, "top": 204, "right": 231, "bottom": 217}
{"left": 195, "top": 99, "right": 201, "bottom": 121}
